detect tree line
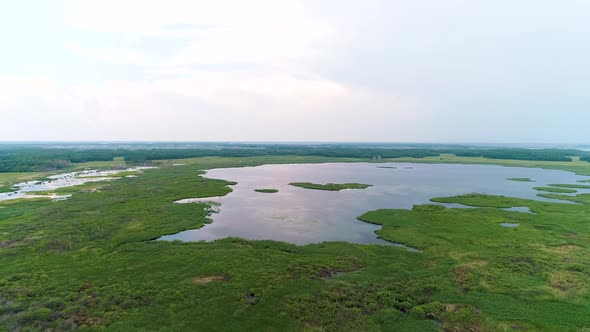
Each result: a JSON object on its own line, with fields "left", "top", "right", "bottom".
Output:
{"left": 1, "top": 145, "right": 589, "bottom": 173}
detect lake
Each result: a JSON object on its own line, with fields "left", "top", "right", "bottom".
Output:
{"left": 157, "top": 162, "right": 590, "bottom": 245}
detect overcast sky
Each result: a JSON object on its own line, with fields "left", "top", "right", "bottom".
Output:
{"left": 1, "top": 0, "right": 589, "bottom": 143}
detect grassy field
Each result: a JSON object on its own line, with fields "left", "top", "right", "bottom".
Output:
{"left": 0, "top": 158, "right": 128, "bottom": 194}
{"left": 1, "top": 156, "right": 590, "bottom": 331}
{"left": 73, "top": 157, "right": 126, "bottom": 169}
{"left": 289, "top": 182, "right": 372, "bottom": 191}
{"left": 0, "top": 172, "right": 51, "bottom": 192}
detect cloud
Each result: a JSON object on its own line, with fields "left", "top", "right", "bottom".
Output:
{"left": 2, "top": 0, "right": 590, "bottom": 142}
{"left": 63, "top": 0, "right": 332, "bottom": 67}
{"left": 0, "top": 78, "right": 57, "bottom": 104}
{"left": 0, "top": 70, "right": 419, "bottom": 141}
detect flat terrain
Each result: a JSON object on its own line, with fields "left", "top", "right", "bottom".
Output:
{"left": 1, "top": 155, "right": 590, "bottom": 331}
{"left": 0, "top": 158, "right": 127, "bottom": 194}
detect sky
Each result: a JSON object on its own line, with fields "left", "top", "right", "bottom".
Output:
{"left": 1, "top": 0, "right": 589, "bottom": 143}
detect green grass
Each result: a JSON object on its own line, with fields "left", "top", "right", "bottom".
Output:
{"left": 28, "top": 182, "right": 111, "bottom": 196}
{"left": 254, "top": 189, "right": 279, "bottom": 193}
{"left": 0, "top": 158, "right": 128, "bottom": 194}
{"left": 289, "top": 182, "right": 372, "bottom": 191}
{"left": 0, "top": 172, "right": 51, "bottom": 189}
{"left": 507, "top": 177, "right": 534, "bottom": 182}
{"left": 533, "top": 186, "right": 577, "bottom": 193}
{"left": 73, "top": 157, "right": 126, "bottom": 169}
{"left": 1, "top": 156, "right": 590, "bottom": 331}
{"left": 0, "top": 186, "right": 13, "bottom": 193}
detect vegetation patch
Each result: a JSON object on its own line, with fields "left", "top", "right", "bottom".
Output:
{"left": 549, "top": 272, "right": 587, "bottom": 298}
{"left": 0, "top": 186, "right": 13, "bottom": 193}
{"left": 289, "top": 182, "right": 372, "bottom": 191}
{"left": 507, "top": 177, "right": 534, "bottom": 182}
{"left": 534, "top": 186, "right": 577, "bottom": 193}
{"left": 29, "top": 182, "right": 110, "bottom": 196}
{"left": 544, "top": 244, "right": 581, "bottom": 255}
{"left": 285, "top": 280, "right": 440, "bottom": 331}
{"left": 192, "top": 276, "right": 228, "bottom": 284}
{"left": 254, "top": 189, "right": 279, "bottom": 193}
{"left": 2, "top": 156, "right": 590, "bottom": 330}
{"left": 548, "top": 183, "right": 590, "bottom": 189}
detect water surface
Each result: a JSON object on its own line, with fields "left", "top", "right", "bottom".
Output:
{"left": 160, "top": 163, "right": 590, "bottom": 245}
{"left": 0, "top": 167, "right": 154, "bottom": 201}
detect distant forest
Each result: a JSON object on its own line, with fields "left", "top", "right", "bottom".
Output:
{"left": 0, "top": 144, "right": 589, "bottom": 172}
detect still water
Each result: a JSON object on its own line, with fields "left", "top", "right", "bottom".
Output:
{"left": 160, "top": 163, "right": 590, "bottom": 245}
{"left": 0, "top": 167, "right": 153, "bottom": 201}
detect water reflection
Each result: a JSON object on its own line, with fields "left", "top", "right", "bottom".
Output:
{"left": 0, "top": 167, "right": 154, "bottom": 201}
{"left": 159, "top": 163, "right": 589, "bottom": 245}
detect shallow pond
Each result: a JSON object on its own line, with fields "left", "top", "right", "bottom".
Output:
{"left": 0, "top": 167, "right": 153, "bottom": 201}
{"left": 159, "top": 163, "right": 590, "bottom": 245}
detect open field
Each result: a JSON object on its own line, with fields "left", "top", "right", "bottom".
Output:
{"left": 1, "top": 155, "right": 590, "bottom": 330}
{"left": 73, "top": 157, "right": 126, "bottom": 169}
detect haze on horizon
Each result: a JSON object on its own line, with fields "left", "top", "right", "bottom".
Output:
{"left": 1, "top": 1, "right": 589, "bottom": 143}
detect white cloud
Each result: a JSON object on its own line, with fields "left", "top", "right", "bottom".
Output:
{"left": 64, "top": 0, "right": 332, "bottom": 67}
{"left": 3, "top": 0, "right": 590, "bottom": 142}
{"left": 0, "top": 71, "right": 417, "bottom": 141}
{"left": 0, "top": 78, "right": 57, "bottom": 103}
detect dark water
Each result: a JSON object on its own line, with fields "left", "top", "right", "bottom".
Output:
{"left": 160, "top": 163, "right": 590, "bottom": 245}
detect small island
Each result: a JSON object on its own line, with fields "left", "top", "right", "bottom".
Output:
{"left": 289, "top": 182, "right": 372, "bottom": 191}
{"left": 548, "top": 183, "right": 590, "bottom": 189}
{"left": 254, "top": 188, "right": 279, "bottom": 193}
{"left": 533, "top": 186, "right": 577, "bottom": 193}
{"left": 507, "top": 178, "right": 534, "bottom": 182}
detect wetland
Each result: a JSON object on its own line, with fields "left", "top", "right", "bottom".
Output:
{"left": 3, "top": 151, "right": 590, "bottom": 331}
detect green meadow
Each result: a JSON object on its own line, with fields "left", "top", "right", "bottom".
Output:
{"left": 1, "top": 155, "right": 590, "bottom": 331}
